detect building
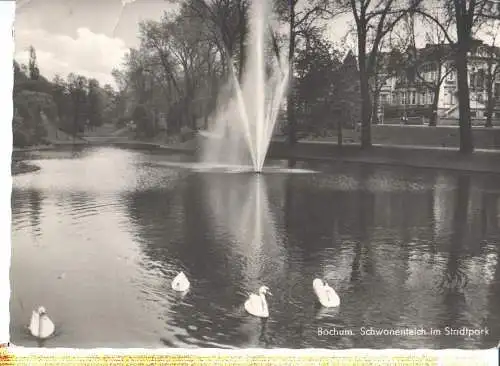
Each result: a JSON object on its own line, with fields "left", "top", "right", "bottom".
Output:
{"left": 376, "top": 40, "right": 500, "bottom": 124}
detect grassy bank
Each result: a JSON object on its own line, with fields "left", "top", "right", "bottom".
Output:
{"left": 11, "top": 161, "right": 41, "bottom": 175}
{"left": 11, "top": 133, "right": 500, "bottom": 175}
{"left": 302, "top": 125, "right": 500, "bottom": 150}
{"left": 268, "top": 141, "right": 500, "bottom": 174}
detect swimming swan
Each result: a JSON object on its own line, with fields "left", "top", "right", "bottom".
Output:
{"left": 29, "top": 306, "right": 55, "bottom": 339}
{"left": 171, "top": 271, "right": 190, "bottom": 292}
{"left": 313, "top": 279, "right": 340, "bottom": 308}
{"left": 244, "top": 286, "right": 272, "bottom": 318}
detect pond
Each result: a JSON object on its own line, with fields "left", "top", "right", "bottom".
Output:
{"left": 10, "top": 146, "right": 500, "bottom": 349}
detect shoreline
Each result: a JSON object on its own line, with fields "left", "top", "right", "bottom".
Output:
{"left": 12, "top": 139, "right": 500, "bottom": 175}
{"left": 11, "top": 161, "right": 41, "bottom": 175}
{"left": 268, "top": 141, "right": 500, "bottom": 175}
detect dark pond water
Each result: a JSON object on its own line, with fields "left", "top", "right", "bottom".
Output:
{"left": 10, "top": 147, "right": 500, "bottom": 349}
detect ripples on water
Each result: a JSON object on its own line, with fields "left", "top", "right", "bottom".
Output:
{"left": 10, "top": 147, "right": 500, "bottom": 349}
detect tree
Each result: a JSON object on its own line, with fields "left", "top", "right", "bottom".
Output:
{"left": 132, "top": 104, "right": 153, "bottom": 138}
{"left": 370, "top": 46, "right": 407, "bottom": 124}
{"left": 338, "top": 51, "right": 362, "bottom": 129}
{"left": 416, "top": 0, "right": 495, "bottom": 152}
{"left": 66, "top": 73, "right": 88, "bottom": 135}
{"left": 274, "top": 0, "right": 336, "bottom": 146}
{"left": 13, "top": 55, "right": 109, "bottom": 146}
{"left": 51, "top": 74, "right": 71, "bottom": 124}
{"left": 450, "top": 0, "right": 479, "bottom": 152}
{"left": 13, "top": 90, "right": 55, "bottom": 146}
{"left": 294, "top": 31, "right": 343, "bottom": 136}
{"left": 404, "top": 9, "right": 457, "bottom": 126}
{"left": 172, "top": 0, "right": 247, "bottom": 77}
{"left": 28, "top": 45, "right": 40, "bottom": 81}
{"left": 481, "top": 21, "right": 500, "bottom": 127}
{"left": 338, "top": 0, "right": 422, "bottom": 148}
{"left": 87, "top": 78, "right": 104, "bottom": 129}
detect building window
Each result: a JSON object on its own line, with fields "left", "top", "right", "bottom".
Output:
{"left": 411, "top": 91, "right": 416, "bottom": 104}
{"left": 471, "top": 111, "right": 477, "bottom": 117}
{"left": 447, "top": 70, "right": 454, "bottom": 82}
{"left": 477, "top": 70, "right": 485, "bottom": 89}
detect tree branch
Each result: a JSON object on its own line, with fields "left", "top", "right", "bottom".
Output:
{"left": 413, "top": 9, "right": 455, "bottom": 45}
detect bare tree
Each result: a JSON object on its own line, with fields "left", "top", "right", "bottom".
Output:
{"left": 369, "top": 28, "right": 411, "bottom": 125}
{"left": 407, "top": 9, "right": 456, "bottom": 126}
{"left": 337, "top": 0, "right": 422, "bottom": 148}
{"left": 482, "top": 20, "right": 500, "bottom": 127}
{"left": 173, "top": 0, "right": 248, "bottom": 79}
{"left": 416, "top": 0, "right": 494, "bottom": 152}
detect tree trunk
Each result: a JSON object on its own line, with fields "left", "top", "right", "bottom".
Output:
{"left": 287, "top": 5, "right": 296, "bottom": 148}
{"left": 453, "top": 0, "right": 473, "bottom": 153}
{"left": 371, "top": 75, "right": 383, "bottom": 125}
{"left": 455, "top": 44, "right": 474, "bottom": 153}
{"left": 357, "top": 33, "right": 372, "bottom": 149}
{"left": 429, "top": 85, "right": 440, "bottom": 127}
{"left": 485, "top": 71, "right": 494, "bottom": 128}
{"left": 371, "top": 89, "right": 380, "bottom": 125}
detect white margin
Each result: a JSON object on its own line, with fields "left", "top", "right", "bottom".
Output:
{"left": 0, "top": 0, "right": 14, "bottom": 346}
{"left": 1, "top": 1, "right": 498, "bottom": 364}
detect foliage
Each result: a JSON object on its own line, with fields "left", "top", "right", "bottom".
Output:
{"left": 414, "top": 0, "right": 499, "bottom": 152}
{"left": 294, "top": 32, "right": 343, "bottom": 136}
{"left": 336, "top": 0, "right": 424, "bottom": 147}
{"left": 13, "top": 47, "right": 116, "bottom": 147}
{"left": 132, "top": 104, "right": 154, "bottom": 138}
{"left": 13, "top": 90, "right": 55, "bottom": 146}
{"left": 112, "top": 0, "right": 340, "bottom": 142}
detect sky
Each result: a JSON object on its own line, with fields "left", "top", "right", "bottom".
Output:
{"left": 14, "top": 0, "right": 178, "bottom": 86}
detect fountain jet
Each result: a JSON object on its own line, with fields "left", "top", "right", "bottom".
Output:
{"left": 200, "top": 0, "right": 289, "bottom": 173}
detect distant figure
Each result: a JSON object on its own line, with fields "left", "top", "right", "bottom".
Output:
{"left": 171, "top": 271, "right": 190, "bottom": 292}
{"left": 29, "top": 306, "right": 55, "bottom": 339}
{"left": 401, "top": 113, "right": 408, "bottom": 125}
{"left": 244, "top": 286, "right": 272, "bottom": 318}
{"left": 313, "top": 279, "right": 340, "bottom": 308}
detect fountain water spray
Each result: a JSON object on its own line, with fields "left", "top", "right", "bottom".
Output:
{"left": 200, "top": 0, "right": 289, "bottom": 173}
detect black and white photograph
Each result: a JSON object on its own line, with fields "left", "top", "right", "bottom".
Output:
{"left": 8, "top": 0, "right": 500, "bottom": 350}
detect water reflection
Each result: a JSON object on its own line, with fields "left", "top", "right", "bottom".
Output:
{"left": 10, "top": 148, "right": 500, "bottom": 348}
{"left": 203, "top": 174, "right": 284, "bottom": 289}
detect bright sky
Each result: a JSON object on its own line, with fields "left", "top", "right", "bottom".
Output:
{"left": 14, "top": 0, "right": 175, "bottom": 87}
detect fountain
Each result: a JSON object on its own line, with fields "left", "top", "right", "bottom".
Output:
{"left": 199, "top": 0, "right": 289, "bottom": 173}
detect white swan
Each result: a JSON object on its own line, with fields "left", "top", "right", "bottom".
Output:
{"left": 313, "top": 279, "right": 340, "bottom": 308}
{"left": 171, "top": 271, "right": 190, "bottom": 292}
{"left": 244, "top": 286, "right": 272, "bottom": 318}
{"left": 29, "top": 306, "right": 55, "bottom": 339}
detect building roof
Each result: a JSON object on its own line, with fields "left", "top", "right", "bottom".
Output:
{"left": 379, "top": 39, "right": 500, "bottom": 66}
